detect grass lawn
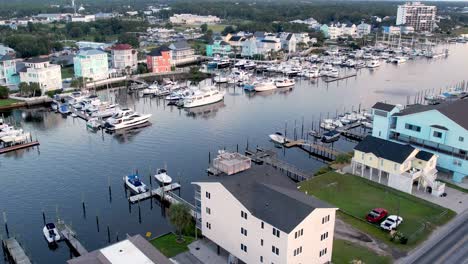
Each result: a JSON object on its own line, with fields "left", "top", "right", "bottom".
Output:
{"left": 150, "top": 233, "right": 195, "bottom": 258}
{"left": 437, "top": 179, "right": 468, "bottom": 193}
{"left": 61, "top": 67, "right": 75, "bottom": 79}
{"left": 332, "top": 239, "right": 392, "bottom": 264}
{"left": 299, "top": 172, "right": 455, "bottom": 249}
{"left": 208, "top": 24, "right": 229, "bottom": 33}
{"left": 0, "top": 98, "right": 21, "bottom": 107}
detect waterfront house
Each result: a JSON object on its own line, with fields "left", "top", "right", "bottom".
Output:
{"left": 357, "top": 22, "right": 372, "bottom": 37}
{"left": 227, "top": 35, "right": 246, "bottom": 55}
{"left": 19, "top": 57, "right": 62, "bottom": 93}
{"left": 169, "top": 14, "right": 220, "bottom": 25}
{"left": 146, "top": 46, "right": 172, "bottom": 73}
{"left": 279, "top": 33, "right": 297, "bottom": 53}
{"left": 352, "top": 135, "right": 445, "bottom": 195}
{"left": 0, "top": 54, "right": 20, "bottom": 88}
{"left": 206, "top": 40, "right": 232, "bottom": 57}
{"left": 73, "top": 48, "right": 109, "bottom": 81}
{"left": 371, "top": 101, "right": 468, "bottom": 183}
{"left": 168, "top": 40, "right": 197, "bottom": 66}
{"left": 193, "top": 152, "right": 337, "bottom": 264}
{"left": 241, "top": 36, "right": 258, "bottom": 58}
{"left": 111, "top": 44, "right": 138, "bottom": 73}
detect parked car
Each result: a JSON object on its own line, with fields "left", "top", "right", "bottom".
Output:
{"left": 366, "top": 208, "right": 388, "bottom": 223}
{"left": 380, "top": 215, "right": 403, "bottom": 231}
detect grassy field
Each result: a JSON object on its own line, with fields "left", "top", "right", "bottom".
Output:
{"left": 207, "top": 24, "right": 229, "bottom": 33}
{"left": 299, "top": 172, "right": 455, "bottom": 249}
{"left": 0, "top": 98, "right": 21, "bottom": 107}
{"left": 332, "top": 239, "right": 392, "bottom": 264}
{"left": 150, "top": 233, "right": 195, "bottom": 258}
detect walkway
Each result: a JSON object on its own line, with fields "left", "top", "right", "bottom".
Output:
{"left": 187, "top": 239, "right": 229, "bottom": 264}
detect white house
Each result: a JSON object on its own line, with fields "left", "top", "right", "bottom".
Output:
{"left": 193, "top": 151, "right": 337, "bottom": 264}
{"left": 19, "top": 57, "right": 62, "bottom": 93}
{"left": 111, "top": 44, "right": 138, "bottom": 72}
{"left": 279, "top": 33, "right": 297, "bottom": 53}
{"left": 357, "top": 22, "right": 372, "bottom": 37}
{"left": 168, "top": 40, "right": 197, "bottom": 66}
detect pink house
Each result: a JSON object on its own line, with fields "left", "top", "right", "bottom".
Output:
{"left": 147, "top": 46, "right": 172, "bottom": 73}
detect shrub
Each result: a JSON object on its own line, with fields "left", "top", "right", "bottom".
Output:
{"left": 0, "top": 86, "right": 9, "bottom": 99}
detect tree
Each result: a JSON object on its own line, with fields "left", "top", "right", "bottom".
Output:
{"left": 136, "top": 63, "right": 148, "bottom": 74}
{"left": 0, "top": 86, "right": 9, "bottom": 99}
{"left": 71, "top": 77, "right": 84, "bottom": 89}
{"left": 118, "top": 33, "right": 139, "bottom": 48}
{"left": 168, "top": 204, "right": 192, "bottom": 242}
{"left": 19, "top": 82, "right": 41, "bottom": 97}
{"left": 200, "top": 23, "right": 208, "bottom": 33}
{"left": 222, "top": 25, "right": 235, "bottom": 36}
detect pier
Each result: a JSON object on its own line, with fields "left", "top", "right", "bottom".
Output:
{"left": 56, "top": 220, "right": 88, "bottom": 256}
{"left": 0, "top": 141, "right": 40, "bottom": 154}
{"left": 324, "top": 73, "right": 357, "bottom": 83}
{"left": 128, "top": 183, "right": 181, "bottom": 203}
{"left": 2, "top": 238, "right": 31, "bottom": 264}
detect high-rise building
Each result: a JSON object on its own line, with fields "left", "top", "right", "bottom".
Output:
{"left": 396, "top": 2, "right": 436, "bottom": 32}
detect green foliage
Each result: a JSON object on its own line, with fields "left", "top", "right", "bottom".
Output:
{"left": 222, "top": 25, "right": 235, "bottom": 35}
{"left": 136, "top": 63, "right": 149, "bottom": 74}
{"left": 200, "top": 23, "right": 208, "bottom": 33}
{"left": 188, "top": 67, "right": 205, "bottom": 84}
{"left": 314, "top": 166, "right": 332, "bottom": 176}
{"left": 0, "top": 86, "right": 9, "bottom": 99}
{"left": 168, "top": 204, "right": 192, "bottom": 241}
{"left": 45, "top": 89, "right": 64, "bottom": 98}
{"left": 118, "top": 33, "right": 139, "bottom": 48}
{"left": 71, "top": 77, "right": 85, "bottom": 89}
{"left": 334, "top": 153, "right": 352, "bottom": 164}
{"left": 19, "top": 82, "right": 41, "bottom": 97}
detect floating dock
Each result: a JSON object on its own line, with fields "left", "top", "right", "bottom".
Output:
{"left": 128, "top": 183, "right": 181, "bottom": 203}
{"left": 56, "top": 221, "right": 88, "bottom": 256}
{"left": 2, "top": 238, "right": 32, "bottom": 264}
{"left": 0, "top": 141, "right": 39, "bottom": 154}
{"left": 324, "top": 73, "right": 357, "bottom": 83}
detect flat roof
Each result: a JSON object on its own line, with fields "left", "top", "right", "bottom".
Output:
{"left": 100, "top": 240, "right": 153, "bottom": 264}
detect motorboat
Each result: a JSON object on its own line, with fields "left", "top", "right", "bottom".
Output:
{"left": 234, "top": 60, "right": 246, "bottom": 68}
{"left": 154, "top": 169, "right": 173, "bottom": 186}
{"left": 275, "top": 78, "right": 295, "bottom": 88}
{"left": 269, "top": 132, "right": 287, "bottom": 144}
{"left": 141, "top": 87, "right": 159, "bottom": 96}
{"left": 104, "top": 108, "right": 152, "bottom": 131}
{"left": 327, "top": 69, "right": 339, "bottom": 78}
{"left": 362, "top": 121, "right": 373, "bottom": 129}
{"left": 214, "top": 74, "right": 229, "bottom": 84}
{"left": 86, "top": 118, "right": 101, "bottom": 130}
{"left": 43, "top": 223, "right": 61, "bottom": 244}
{"left": 344, "top": 59, "right": 356, "bottom": 67}
{"left": 392, "top": 56, "right": 407, "bottom": 64}
{"left": 322, "top": 130, "right": 341, "bottom": 143}
{"left": 216, "top": 58, "right": 231, "bottom": 69}
{"left": 124, "top": 174, "right": 148, "bottom": 194}
{"left": 243, "top": 61, "right": 256, "bottom": 70}
{"left": 367, "top": 59, "right": 380, "bottom": 68}
{"left": 1, "top": 130, "right": 31, "bottom": 145}
{"left": 254, "top": 79, "right": 276, "bottom": 92}
{"left": 58, "top": 103, "right": 70, "bottom": 115}
{"left": 183, "top": 86, "right": 225, "bottom": 108}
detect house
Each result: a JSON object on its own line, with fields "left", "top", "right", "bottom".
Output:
{"left": 279, "top": 33, "right": 296, "bottom": 53}
{"left": 241, "top": 36, "right": 258, "bottom": 58}
{"left": 352, "top": 135, "right": 445, "bottom": 195}
{"left": 357, "top": 22, "right": 372, "bottom": 37}
{"left": 0, "top": 54, "right": 20, "bottom": 88}
{"left": 371, "top": 101, "right": 468, "bottom": 183}
{"left": 0, "top": 44, "right": 14, "bottom": 56}
{"left": 70, "top": 15, "right": 95, "bottom": 23}
{"left": 111, "top": 44, "right": 138, "bottom": 72}
{"left": 227, "top": 35, "right": 246, "bottom": 54}
{"left": 73, "top": 48, "right": 109, "bottom": 81}
{"left": 67, "top": 234, "right": 172, "bottom": 264}
{"left": 206, "top": 40, "right": 232, "bottom": 57}
{"left": 293, "top": 33, "right": 310, "bottom": 45}
{"left": 257, "top": 33, "right": 281, "bottom": 55}
{"left": 19, "top": 57, "right": 62, "bottom": 93}
{"left": 382, "top": 26, "right": 401, "bottom": 35}
{"left": 290, "top": 17, "right": 321, "bottom": 30}
{"left": 147, "top": 46, "right": 172, "bottom": 73}
{"left": 168, "top": 40, "right": 197, "bottom": 66}
{"left": 193, "top": 151, "right": 337, "bottom": 264}
{"left": 400, "top": 26, "right": 415, "bottom": 34}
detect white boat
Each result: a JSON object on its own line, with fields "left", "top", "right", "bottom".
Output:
{"left": 362, "top": 121, "right": 373, "bottom": 129}
{"left": 43, "top": 223, "right": 61, "bottom": 244}
{"left": 269, "top": 132, "right": 287, "bottom": 144}
{"left": 243, "top": 61, "right": 256, "bottom": 70}
{"left": 86, "top": 118, "right": 101, "bottom": 129}
{"left": 367, "top": 59, "right": 380, "bottom": 68}
{"left": 123, "top": 174, "right": 148, "bottom": 194}
{"left": 275, "top": 78, "right": 295, "bottom": 88}
{"left": 327, "top": 69, "right": 339, "bottom": 78}
{"left": 234, "top": 60, "right": 246, "bottom": 68}
{"left": 141, "top": 87, "right": 159, "bottom": 96}
{"left": 154, "top": 169, "right": 173, "bottom": 185}
{"left": 183, "top": 86, "right": 225, "bottom": 108}
{"left": 322, "top": 130, "right": 341, "bottom": 143}
{"left": 104, "top": 108, "right": 152, "bottom": 131}
{"left": 393, "top": 56, "right": 407, "bottom": 64}
{"left": 214, "top": 75, "right": 228, "bottom": 84}
{"left": 254, "top": 79, "right": 276, "bottom": 92}
{"left": 1, "top": 131, "right": 30, "bottom": 145}
{"left": 304, "top": 69, "right": 319, "bottom": 78}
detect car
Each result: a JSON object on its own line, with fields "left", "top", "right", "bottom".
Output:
{"left": 366, "top": 208, "right": 388, "bottom": 223}
{"left": 380, "top": 215, "right": 403, "bottom": 231}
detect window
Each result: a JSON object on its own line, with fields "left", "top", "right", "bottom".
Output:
{"left": 320, "top": 232, "right": 329, "bottom": 241}
{"left": 241, "top": 227, "right": 247, "bottom": 236}
{"left": 294, "top": 246, "right": 303, "bottom": 256}
{"left": 241, "top": 243, "right": 247, "bottom": 252}
{"left": 260, "top": 256, "right": 263, "bottom": 263}
{"left": 206, "top": 222, "right": 211, "bottom": 229}
{"left": 433, "top": 131, "right": 442, "bottom": 138}
{"left": 206, "top": 207, "right": 211, "bottom": 215}
{"left": 261, "top": 222, "right": 264, "bottom": 229}
{"left": 272, "top": 246, "right": 279, "bottom": 255}
{"left": 460, "top": 136, "right": 465, "bottom": 142}
{"left": 205, "top": 192, "right": 211, "bottom": 199}
{"left": 322, "top": 215, "right": 330, "bottom": 224}
{"left": 405, "top": 123, "right": 421, "bottom": 132}
{"left": 361, "top": 153, "right": 364, "bottom": 160}
{"left": 261, "top": 239, "right": 263, "bottom": 246}
{"left": 295, "top": 228, "right": 304, "bottom": 239}
{"left": 319, "top": 248, "right": 328, "bottom": 257}
{"left": 453, "top": 159, "right": 462, "bottom": 167}
{"left": 380, "top": 159, "right": 384, "bottom": 166}
{"left": 241, "top": 211, "right": 248, "bottom": 219}
{"left": 394, "top": 164, "right": 398, "bottom": 171}
{"left": 272, "top": 228, "right": 280, "bottom": 238}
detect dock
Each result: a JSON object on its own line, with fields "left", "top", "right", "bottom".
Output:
{"left": 276, "top": 135, "right": 343, "bottom": 162}
{"left": 339, "top": 130, "right": 368, "bottom": 141}
{"left": 324, "top": 73, "right": 357, "bottom": 83}
{"left": 128, "top": 183, "right": 181, "bottom": 203}
{"left": 56, "top": 220, "right": 88, "bottom": 256}
{"left": 0, "top": 141, "right": 40, "bottom": 154}
{"left": 2, "top": 238, "right": 31, "bottom": 264}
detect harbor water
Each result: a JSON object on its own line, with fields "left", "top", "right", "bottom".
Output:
{"left": 0, "top": 44, "right": 467, "bottom": 263}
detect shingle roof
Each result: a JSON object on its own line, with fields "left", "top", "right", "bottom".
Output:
{"left": 170, "top": 40, "right": 190, "bottom": 50}
{"left": 148, "top": 45, "right": 170, "bottom": 56}
{"left": 355, "top": 136, "right": 415, "bottom": 163}
{"left": 112, "top": 43, "right": 133, "bottom": 50}
{"left": 24, "top": 57, "right": 49, "bottom": 63}
{"left": 394, "top": 99, "right": 468, "bottom": 130}
{"left": 372, "top": 102, "right": 396, "bottom": 112}
{"left": 0, "top": 54, "right": 14, "bottom": 62}
{"left": 77, "top": 48, "right": 107, "bottom": 56}
{"left": 194, "top": 164, "right": 336, "bottom": 233}
{"left": 415, "top": 150, "right": 435, "bottom": 161}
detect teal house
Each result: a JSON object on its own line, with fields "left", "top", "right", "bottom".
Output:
{"left": 206, "top": 40, "right": 232, "bottom": 57}
{"left": 320, "top": 24, "right": 330, "bottom": 38}
{"left": 0, "top": 54, "right": 20, "bottom": 89}
{"left": 73, "top": 48, "right": 109, "bottom": 81}
{"left": 371, "top": 101, "right": 468, "bottom": 183}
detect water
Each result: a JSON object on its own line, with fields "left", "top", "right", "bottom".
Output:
{"left": 0, "top": 44, "right": 467, "bottom": 263}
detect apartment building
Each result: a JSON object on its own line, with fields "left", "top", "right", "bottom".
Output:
{"left": 111, "top": 44, "right": 138, "bottom": 72}
{"left": 169, "top": 14, "right": 220, "bottom": 25}
{"left": 73, "top": 48, "right": 109, "bottom": 81}
{"left": 146, "top": 46, "right": 172, "bottom": 73}
{"left": 19, "top": 57, "right": 62, "bottom": 93}
{"left": 193, "top": 151, "right": 337, "bottom": 264}
{"left": 396, "top": 2, "right": 437, "bottom": 32}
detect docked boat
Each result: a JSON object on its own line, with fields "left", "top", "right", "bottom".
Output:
{"left": 269, "top": 132, "right": 287, "bottom": 145}
{"left": 86, "top": 118, "right": 101, "bottom": 130}
{"left": 216, "top": 58, "right": 231, "bottom": 69}
{"left": 183, "top": 86, "right": 225, "bottom": 108}
{"left": 367, "top": 59, "right": 380, "bottom": 68}
{"left": 254, "top": 79, "right": 276, "bottom": 92}
{"left": 154, "top": 169, "right": 173, "bottom": 186}
{"left": 275, "top": 78, "right": 295, "bottom": 88}
{"left": 214, "top": 74, "right": 229, "bottom": 84}
{"left": 141, "top": 87, "right": 159, "bottom": 96}
{"left": 123, "top": 174, "right": 148, "bottom": 194}
{"left": 322, "top": 130, "right": 341, "bottom": 143}
{"left": 243, "top": 61, "right": 256, "bottom": 70}
{"left": 43, "top": 223, "right": 61, "bottom": 244}
{"left": 58, "top": 103, "right": 70, "bottom": 115}
{"left": 104, "top": 108, "right": 152, "bottom": 131}
{"left": 392, "top": 56, "right": 407, "bottom": 64}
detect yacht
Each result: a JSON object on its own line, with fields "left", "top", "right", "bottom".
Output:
{"left": 216, "top": 58, "right": 231, "bottom": 69}
{"left": 154, "top": 168, "right": 173, "bottom": 186}
{"left": 243, "top": 61, "right": 256, "bottom": 70}
{"left": 183, "top": 86, "right": 225, "bottom": 108}
{"left": 104, "top": 108, "right": 152, "bottom": 131}
{"left": 86, "top": 118, "right": 101, "bottom": 130}
{"left": 322, "top": 130, "right": 341, "bottom": 143}
{"left": 214, "top": 74, "right": 229, "bottom": 84}
{"left": 43, "top": 223, "right": 61, "bottom": 244}
{"left": 327, "top": 69, "right": 339, "bottom": 78}
{"left": 234, "top": 60, "right": 246, "bottom": 68}
{"left": 254, "top": 79, "right": 276, "bottom": 92}
{"left": 275, "top": 78, "right": 295, "bottom": 88}
{"left": 367, "top": 59, "right": 380, "bottom": 68}
{"left": 392, "top": 56, "right": 407, "bottom": 64}
{"left": 345, "top": 59, "right": 356, "bottom": 67}
{"left": 124, "top": 174, "right": 148, "bottom": 194}
{"left": 269, "top": 132, "right": 287, "bottom": 144}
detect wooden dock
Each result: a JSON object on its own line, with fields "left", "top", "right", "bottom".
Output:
{"left": 128, "top": 183, "right": 181, "bottom": 203}
{"left": 340, "top": 130, "right": 367, "bottom": 141}
{"left": 276, "top": 135, "right": 342, "bottom": 161}
{"left": 56, "top": 220, "right": 88, "bottom": 256}
{"left": 324, "top": 73, "right": 357, "bottom": 83}
{"left": 0, "top": 141, "right": 39, "bottom": 154}
{"left": 2, "top": 238, "right": 32, "bottom": 264}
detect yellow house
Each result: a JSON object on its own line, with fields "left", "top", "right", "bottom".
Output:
{"left": 352, "top": 136, "right": 445, "bottom": 196}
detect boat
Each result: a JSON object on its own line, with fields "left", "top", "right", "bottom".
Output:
{"left": 216, "top": 58, "right": 231, "bottom": 69}
{"left": 104, "top": 108, "right": 152, "bottom": 131}
{"left": 154, "top": 168, "right": 173, "bottom": 186}
{"left": 214, "top": 75, "right": 228, "bottom": 84}
{"left": 86, "top": 118, "right": 101, "bottom": 130}
{"left": 43, "top": 223, "right": 61, "bottom": 244}
{"left": 308, "top": 130, "right": 321, "bottom": 139}
{"left": 254, "top": 79, "right": 276, "bottom": 92}
{"left": 58, "top": 103, "right": 70, "bottom": 115}
{"left": 183, "top": 86, "right": 225, "bottom": 108}
{"left": 141, "top": 87, "right": 159, "bottom": 96}
{"left": 362, "top": 121, "right": 373, "bottom": 129}
{"left": 322, "top": 130, "right": 341, "bottom": 143}
{"left": 392, "top": 56, "right": 407, "bottom": 64}
{"left": 327, "top": 69, "right": 339, "bottom": 78}
{"left": 269, "top": 132, "right": 287, "bottom": 144}
{"left": 275, "top": 78, "right": 295, "bottom": 88}
{"left": 367, "top": 59, "right": 380, "bottom": 68}
{"left": 234, "top": 60, "right": 246, "bottom": 68}
{"left": 123, "top": 174, "right": 148, "bottom": 194}
{"left": 243, "top": 61, "right": 256, "bottom": 70}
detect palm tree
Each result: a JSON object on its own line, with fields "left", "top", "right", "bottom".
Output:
{"left": 168, "top": 203, "right": 192, "bottom": 243}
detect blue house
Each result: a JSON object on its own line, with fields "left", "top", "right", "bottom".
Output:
{"left": 371, "top": 101, "right": 468, "bottom": 183}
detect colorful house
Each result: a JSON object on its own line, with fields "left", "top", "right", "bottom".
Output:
{"left": 0, "top": 54, "right": 20, "bottom": 88}
{"left": 73, "top": 48, "right": 109, "bottom": 81}
{"left": 147, "top": 46, "right": 172, "bottom": 73}
{"left": 111, "top": 44, "right": 138, "bottom": 72}
{"left": 168, "top": 41, "right": 197, "bottom": 66}
{"left": 371, "top": 101, "right": 468, "bottom": 183}
{"left": 206, "top": 40, "right": 232, "bottom": 57}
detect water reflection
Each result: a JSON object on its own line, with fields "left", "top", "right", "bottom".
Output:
{"left": 185, "top": 101, "right": 226, "bottom": 119}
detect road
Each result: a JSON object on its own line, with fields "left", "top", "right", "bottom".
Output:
{"left": 399, "top": 209, "right": 468, "bottom": 264}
